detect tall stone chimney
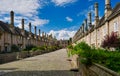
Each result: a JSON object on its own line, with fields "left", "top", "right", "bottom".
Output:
{"left": 94, "top": 2, "right": 99, "bottom": 27}
{"left": 84, "top": 19, "right": 88, "bottom": 32}
{"left": 88, "top": 12, "right": 92, "bottom": 28}
{"left": 34, "top": 26, "right": 37, "bottom": 39}
{"left": 10, "top": 11, "right": 14, "bottom": 28}
{"left": 21, "top": 19, "right": 25, "bottom": 36}
{"left": 22, "top": 19, "right": 24, "bottom": 30}
{"left": 105, "top": 0, "right": 112, "bottom": 19}
{"left": 34, "top": 26, "right": 37, "bottom": 35}
{"left": 39, "top": 29, "right": 41, "bottom": 37}
{"left": 42, "top": 32, "right": 44, "bottom": 37}
{"left": 29, "top": 22, "right": 31, "bottom": 33}
{"left": 45, "top": 33, "right": 47, "bottom": 38}
{"left": 80, "top": 26, "right": 82, "bottom": 35}
{"left": 82, "top": 23, "right": 84, "bottom": 34}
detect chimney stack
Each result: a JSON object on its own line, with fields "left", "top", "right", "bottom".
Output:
{"left": 42, "top": 32, "right": 44, "bottom": 37}
{"left": 10, "top": 11, "right": 14, "bottom": 27}
{"left": 34, "top": 26, "right": 37, "bottom": 35}
{"left": 84, "top": 19, "right": 88, "bottom": 32}
{"left": 45, "top": 33, "right": 47, "bottom": 38}
{"left": 88, "top": 12, "right": 92, "bottom": 28}
{"left": 105, "top": 0, "right": 112, "bottom": 19}
{"left": 80, "top": 26, "right": 82, "bottom": 35}
{"left": 22, "top": 19, "right": 24, "bottom": 30}
{"left": 94, "top": 2, "right": 99, "bottom": 27}
{"left": 82, "top": 23, "right": 84, "bottom": 34}
{"left": 39, "top": 29, "right": 41, "bottom": 37}
{"left": 29, "top": 22, "right": 31, "bottom": 33}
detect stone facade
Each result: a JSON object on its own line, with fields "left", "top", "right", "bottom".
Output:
{"left": 73, "top": 0, "right": 120, "bottom": 47}
{"left": 0, "top": 11, "right": 57, "bottom": 52}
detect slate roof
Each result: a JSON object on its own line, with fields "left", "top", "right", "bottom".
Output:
{"left": 0, "top": 21, "right": 12, "bottom": 33}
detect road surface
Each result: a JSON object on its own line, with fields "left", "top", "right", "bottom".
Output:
{"left": 0, "top": 49, "right": 78, "bottom": 76}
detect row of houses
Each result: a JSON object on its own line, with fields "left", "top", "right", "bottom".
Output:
{"left": 73, "top": 0, "right": 120, "bottom": 47}
{"left": 0, "top": 11, "right": 58, "bottom": 52}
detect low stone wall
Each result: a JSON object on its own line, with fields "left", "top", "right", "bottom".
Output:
{"left": 0, "top": 52, "right": 17, "bottom": 64}
{"left": 77, "top": 58, "right": 120, "bottom": 76}
{"left": 17, "top": 51, "right": 28, "bottom": 59}
{"left": 89, "top": 63, "right": 120, "bottom": 76}
{"left": 0, "top": 50, "right": 57, "bottom": 64}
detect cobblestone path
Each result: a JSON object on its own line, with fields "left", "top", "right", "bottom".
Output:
{"left": 0, "top": 49, "right": 78, "bottom": 76}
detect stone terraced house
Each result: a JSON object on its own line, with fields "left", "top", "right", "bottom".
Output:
{"left": 73, "top": 0, "right": 120, "bottom": 47}
{"left": 0, "top": 11, "right": 57, "bottom": 52}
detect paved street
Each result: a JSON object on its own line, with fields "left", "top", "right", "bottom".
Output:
{"left": 0, "top": 49, "right": 78, "bottom": 76}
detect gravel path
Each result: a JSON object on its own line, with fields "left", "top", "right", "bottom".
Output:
{"left": 0, "top": 49, "right": 77, "bottom": 76}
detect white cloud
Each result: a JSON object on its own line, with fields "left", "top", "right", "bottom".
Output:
{"left": 0, "top": 0, "right": 49, "bottom": 29}
{"left": 77, "top": 5, "right": 94, "bottom": 17}
{"left": 52, "top": 0, "right": 77, "bottom": 6}
{"left": 48, "top": 29, "right": 76, "bottom": 40}
{"left": 0, "top": 0, "right": 42, "bottom": 17}
{"left": 66, "top": 16, "right": 73, "bottom": 22}
{"left": 30, "top": 18, "right": 49, "bottom": 26}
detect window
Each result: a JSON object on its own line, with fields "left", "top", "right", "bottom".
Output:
{"left": 114, "top": 22, "right": 118, "bottom": 32}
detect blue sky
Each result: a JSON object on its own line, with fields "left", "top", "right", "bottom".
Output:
{"left": 0, "top": 0, "right": 119, "bottom": 40}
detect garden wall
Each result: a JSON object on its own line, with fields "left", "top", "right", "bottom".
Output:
{"left": 0, "top": 49, "right": 57, "bottom": 64}
{"left": 77, "top": 58, "right": 120, "bottom": 76}
{"left": 0, "top": 52, "right": 29, "bottom": 64}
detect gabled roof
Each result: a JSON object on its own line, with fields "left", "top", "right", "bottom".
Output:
{"left": 15, "top": 27, "right": 23, "bottom": 36}
{"left": 0, "top": 25, "right": 4, "bottom": 32}
{"left": 0, "top": 21, "right": 12, "bottom": 33}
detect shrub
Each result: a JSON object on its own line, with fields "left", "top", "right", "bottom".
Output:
{"left": 11, "top": 44, "right": 19, "bottom": 52}
{"left": 67, "top": 45, "right": 73, "bottom": 49}
{"left": 68, "top": 42, "right": 120, "bottom": 73}
{"left": 101, "top": 32, "right": 120, "bottom": 49}
{"left": 23, "top": 45, "right": 36, "bottom": 51}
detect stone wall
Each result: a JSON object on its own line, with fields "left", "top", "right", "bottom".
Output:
{"left": 77, "top": 59, "right": 120, "bottom": 76}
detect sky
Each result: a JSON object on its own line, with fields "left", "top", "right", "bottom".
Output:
{"left": 0, "top": 0, "right": 119, "bottom": 40}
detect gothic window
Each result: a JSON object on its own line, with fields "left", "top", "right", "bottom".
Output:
{"left": 114, "top": 22, "right": 118, "bottom": 32}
